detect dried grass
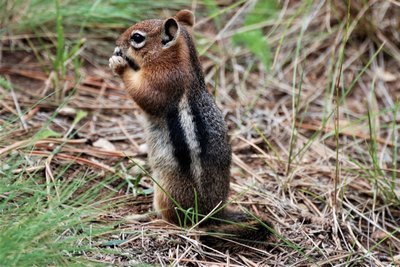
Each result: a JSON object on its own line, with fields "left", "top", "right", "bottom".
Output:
{"left": 1, "top": 0, "right": 399, "bottom": 266}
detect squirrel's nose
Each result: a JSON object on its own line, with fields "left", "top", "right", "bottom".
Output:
{"left": 113, "top": 47, "right": 123, "bottom": 56}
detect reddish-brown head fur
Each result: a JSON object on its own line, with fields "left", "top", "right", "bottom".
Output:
{"left": 115, "top": 10, "right": 196, "bottom": 115}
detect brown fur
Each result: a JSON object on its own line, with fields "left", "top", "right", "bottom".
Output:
{"left": 115, "top": 18, "right": 191, "bottom": 115}
{"left": 109, "top": 10, "right": 274, "bottom": 252}
{"left": 175, "top": 9, "right": 195, "bottom": 27}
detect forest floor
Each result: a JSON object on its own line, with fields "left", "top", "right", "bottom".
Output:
{"left": 1, "top": 1, "right": 399, "bottom": 266}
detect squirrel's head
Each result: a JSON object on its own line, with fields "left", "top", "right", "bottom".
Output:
{"left": 116, "top": 10, "right": 195, "bottom": 70}
{"left": 114, "top": 10, "right": 204, "bottom": 115}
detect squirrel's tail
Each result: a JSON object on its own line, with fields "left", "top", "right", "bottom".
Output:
{"left": 200, "top": 209, "right": 275, "bottom": 252}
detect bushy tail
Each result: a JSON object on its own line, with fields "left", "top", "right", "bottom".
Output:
{"left": 200, "top": 209, "right": 275, "bottom": 252}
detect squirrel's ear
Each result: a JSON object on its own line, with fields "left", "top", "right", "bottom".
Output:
{"left": 175, "top": 10, "right": 194, "bottom": 27}
{"left": 162, "top": 18, "right": 179, "bottom": 48}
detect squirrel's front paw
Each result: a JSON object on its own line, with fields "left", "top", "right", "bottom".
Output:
{"left": 109, "top": 47, "right": 127, "bottom": 75}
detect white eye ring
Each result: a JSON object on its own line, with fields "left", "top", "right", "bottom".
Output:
{"left": 130, "top": 30, "right": 146, "bottom": 49}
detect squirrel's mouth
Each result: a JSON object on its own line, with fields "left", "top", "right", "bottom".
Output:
{"left": 113, "top": 46, "right": 140, "bottom": 71}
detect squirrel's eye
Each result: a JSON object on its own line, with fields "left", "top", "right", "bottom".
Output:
{"left": 130, "top": 32, "right": 146, "bottom": 49}
{"left": 132, "top": 33, "right": 145, "bottom": 44}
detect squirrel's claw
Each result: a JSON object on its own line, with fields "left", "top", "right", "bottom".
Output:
{"left": 109, "top": 55, "right": 127, "bottom": 75}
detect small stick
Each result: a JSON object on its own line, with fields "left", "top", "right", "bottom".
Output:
{"left": 7, "top": 75, "right": 28, "bottom": 130}
{"left": 118, "top": 120, "right": 141, "bottom": 151}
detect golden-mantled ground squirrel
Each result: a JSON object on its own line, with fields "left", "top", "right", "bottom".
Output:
{"left": 109, "top": 10, "right": 273, "bottom": 251}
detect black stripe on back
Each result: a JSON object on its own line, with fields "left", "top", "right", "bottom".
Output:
{"left": 181, "top": 28, "right": 209, "bottom": 159}
{"left": 188, "top": 96, "right": 208, "bottom": 158}
{"left": 166, "top": 106, "right": 192, "bottom": 175}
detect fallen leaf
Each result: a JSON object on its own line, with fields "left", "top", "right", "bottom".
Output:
{"left": 371, "top": 229, "right": 389, "bottom": 241}
{"left": 93, "top": 138, "right": 116, "bottom": 151}
{"left": 376, "top": 67, "right": 396, "bottom": 82}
